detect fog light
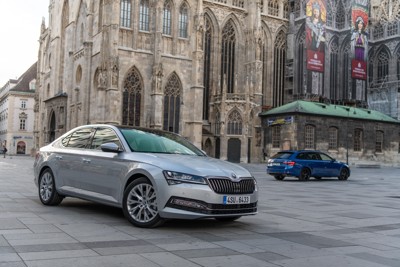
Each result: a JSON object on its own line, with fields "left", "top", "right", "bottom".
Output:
{"left": 171, "top": 198, "right": 208, "bottom": 210}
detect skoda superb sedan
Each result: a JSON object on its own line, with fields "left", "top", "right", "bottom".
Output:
{"left": 34, "top": 124, "right": 258, "bottom": 227}
{"left": 267, "top": 150, "right": 350, "bottom": 181}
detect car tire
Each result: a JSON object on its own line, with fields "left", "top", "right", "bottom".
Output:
{"left": 215, "top": 216, "right": 241, "bottom": 222}
{"left": 123, "top": 177, "right": 164, "bottom": 228}
{"left": 38, "top": 168, "right": 63, "bottom": 206}
{"left": 338, "top": 168, "right": 350, "bottom": 180}
{"left": 299, "top": 168, "right": 311, "bottom": 181}
{"left": 274, "top": 175, "right": 285, "bottom": 180}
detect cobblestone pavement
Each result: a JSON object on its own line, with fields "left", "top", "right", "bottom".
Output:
{"left": 1, "top": 156, "right": 400, "bottom": 267}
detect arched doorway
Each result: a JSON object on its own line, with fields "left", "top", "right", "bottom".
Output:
{"left": 215, "top": 137, "right": 220, "bottom": 159}
{"left": 49, "top": 111, "right": 56, "bottom": 142}
{"left": 17, "top": 141, "right": 26, "bottom": 154}
{"left": 204, "top": 138, "right": 212, "bottom": 156}
{"left": 227, "top": 138, "right": 241, "bottom": 163}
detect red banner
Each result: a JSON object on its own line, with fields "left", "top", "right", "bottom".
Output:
{"left": 305, "top": 0, "right": 326, "bottom": 72}
{"left": 351, "top": 59, "right": 367, "bottom": 80}
{"left": 307, "top": 50, "right": 324, "bottom": 72}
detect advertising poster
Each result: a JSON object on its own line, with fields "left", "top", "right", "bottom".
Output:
{"left": 351, "top": 0, "right": 368, "bottom": 80}
{"left": 306, "top": 0, "right": 326, "bottom": 72}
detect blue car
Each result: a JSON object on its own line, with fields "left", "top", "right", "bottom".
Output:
{"left": 266, "top": 150, "right": 350, "bottom": 181}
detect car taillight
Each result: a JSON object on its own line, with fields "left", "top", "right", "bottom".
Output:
{"left": 283, "top": 161, "right": 295, "bottom": 166}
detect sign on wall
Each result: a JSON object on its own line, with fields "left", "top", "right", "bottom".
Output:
{"left": 351, "top": 0, "right": 369, "bottom": 80}
{"left": 267, "top": 116, "right": 294, "bottom": 126}
{"left": 306, "top": 0, "right": 326, "bottom": 72}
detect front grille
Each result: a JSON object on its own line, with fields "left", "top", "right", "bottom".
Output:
{"left": 167, "top": 197, "right": 257, "bottom": 215}
{"left": 207, "top": 178, "right": 256, "bottom": 194}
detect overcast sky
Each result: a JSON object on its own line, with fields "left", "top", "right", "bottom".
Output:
{"left": 0, "top": 0, "right": 49, "bottom": 87}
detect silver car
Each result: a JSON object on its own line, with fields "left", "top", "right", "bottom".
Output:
{"left": 34, "top": 124, "right": 258, "bottom": 227}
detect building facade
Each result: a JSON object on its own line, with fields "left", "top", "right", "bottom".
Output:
{"left": 0, "top": 63, "right": 37, "bottom": 155}
{"left": 34, "top": 0, "right": 400, "bottom": 163}
{"left": 286, "top": 0, "right": 400, "bottom": 118}
{"left": 260, "top": 100, "right": 400, "bottom": 165}
{"left": 34, "top": 0, "right": 290, "bottom": 163}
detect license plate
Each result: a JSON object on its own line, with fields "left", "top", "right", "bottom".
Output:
{"left": 268, "top": 162, "right": 280, "bottom": 166}
{"left": 223, "top": 195, "right": 250, "bottom": 205}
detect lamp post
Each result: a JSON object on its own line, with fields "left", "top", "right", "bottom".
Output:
{"left": 346, "top": 107, "right": 350, "bottom": 165}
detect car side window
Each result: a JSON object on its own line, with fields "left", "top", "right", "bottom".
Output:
{"left": 309, "top": 153, "right": 321, "bottom": 160}
{"left": 296, "top": 153, "right": 306, "bottom": 159}
{"left": 90, "top": 127, "right": 122, "bottom": 150}
{"left": 65, "top": 128, "right": 93, "bottom": 148}
{"left": 319, "top": 153, "right": 333, "bottom": 161}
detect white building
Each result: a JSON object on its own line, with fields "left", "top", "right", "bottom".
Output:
{"left": 0, "top": 63, "right": 37, "bottom": 155}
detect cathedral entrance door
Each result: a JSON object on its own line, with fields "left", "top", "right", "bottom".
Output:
{"left": 227, "top": 138, "right": 241, "bottom": 163}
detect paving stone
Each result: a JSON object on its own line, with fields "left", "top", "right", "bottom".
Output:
{"left": 3, "top": 157, "right": 400, "bottom": 267}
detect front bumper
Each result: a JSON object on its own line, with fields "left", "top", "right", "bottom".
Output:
{"left": 156, "top": 179, "right": 258, "bottom": 219}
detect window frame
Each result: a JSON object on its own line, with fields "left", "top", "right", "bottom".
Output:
{"left": 163, "top": 1, "right": 172, "bottom": 36}
{"left": 304, "top": 124, "right": 316, "bottom": 149}
{"left": 120, "top": 0, "right": 132, "bottom": 28}
{"left": 354, "top": 128, "right": 363, "bottom": 152}
{"left": 271, "top": 125, "right": 281, "bottom": 148}
{"left": 375, "top": 130, "right": 383, "bottom": 153}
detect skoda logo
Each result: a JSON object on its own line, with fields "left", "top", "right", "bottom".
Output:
{"left": 231, "top": 173, "right": 237, "bottom": 179}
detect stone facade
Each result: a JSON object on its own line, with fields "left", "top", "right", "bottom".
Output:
{"left": 0, "top": 64, "right": 37, "bottom": 156}
{"left": 34, "top": 0, "right": 290, "bottom": 163}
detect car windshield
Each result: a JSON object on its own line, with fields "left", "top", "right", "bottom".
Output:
{"left": 120, "top": 128, "right": 206, "bottom": 156}
{"left": 271, "top": 152, "right": 293, "bottom": 159}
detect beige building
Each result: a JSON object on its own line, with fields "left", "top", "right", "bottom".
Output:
{"left": 0, "top": 63, "right": 37, "bottom": 155}
{"left": 34, "top": 0, "right": 289, "bottom": 163}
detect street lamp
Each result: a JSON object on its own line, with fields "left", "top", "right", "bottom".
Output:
{"left": 345, "top": 107, "right": 350, "bottom": 165}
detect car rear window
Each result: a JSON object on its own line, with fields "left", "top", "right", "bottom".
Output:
{"left": 271, "top": 152, "right": 293, "bottom": 159}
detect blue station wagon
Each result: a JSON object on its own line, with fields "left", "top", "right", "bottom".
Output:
{"left": 267, "top": 150, "right": 350, "bottom": 181}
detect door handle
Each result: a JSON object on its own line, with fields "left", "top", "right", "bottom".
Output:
{"left": 56, "top": 155, "right": 63, "bottom": 160}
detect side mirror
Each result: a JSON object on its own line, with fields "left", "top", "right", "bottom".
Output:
{"left": 100, "top": 142, "right": 123, "bottom": 153}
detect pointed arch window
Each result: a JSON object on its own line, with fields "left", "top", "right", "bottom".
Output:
{"left": 163, "top": 74, "right": 181, "bottom": 133}
{"left": 120, "top": 0, "right": 132, "bottom": 28}
{"left": 296, "top": 31, "right": 306, "bottom": 96}
{"left": 397, "top": 50, "right": 400, "bottom": 80}
{"left": 122, "top": 69, "right": 142, "bottom": 126}
{"left": 283, "top": 2, "right": 289, "bottom": 19}
{"left": 342, "top": 42, "right": 351, "bottom": 100}
{"left": 163, "top": 0, "right": 172, "bottom": 35}
{"left": 330, "top": 39, "right": 339, "bottom": 99}
{"left": 179, "top": 3, "right": 188, "bottom": 38}
{"left": 139, "top": 0, "right": 150, "bottom": 31}
{"left": 388, "top": 21, "right": 398, "bottom": 36}
{"left": 98, "top": 0, "right": 103, "bottom": 32}
{"left": 378, "top": 50, "right": 389, "bottom": 83}
{"left": 273, "top": 31, "right": 286, "bottom": 107}
{"left": 221, "top": 20, "right": 236, "bottom": 94}
{"left": 374, "top": 23, "right": 384, "bottom": 39}
{"left": 203, "top": 16, "right": 212, "bottom": 120}
{"left": 227, "top": 110, "right": 242, "bottom": 135}
{"left": 336, "top": 2, "right": 345, "bottom": 29}
{"left": 268, "top": 0, "right": 279, "bottom": 17}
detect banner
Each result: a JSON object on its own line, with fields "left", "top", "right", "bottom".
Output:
{"left": 306, "top": 0, "right": 326, "bottom": 72}
{"left": 351, "top": 0, "right": 369, "bottom": 80}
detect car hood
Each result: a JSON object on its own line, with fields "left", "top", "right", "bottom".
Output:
{"left": 125, "top": 153, "right": 252, "bottom": 178}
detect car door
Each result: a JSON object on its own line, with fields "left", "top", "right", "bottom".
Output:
{"left": 305, "top": 152, "right": 325, "bottom": 176}
{"left": 55, "top": 127, "right": 94, "bottom": 191}
{"left": 319, "top": 152, "right": 340, "bottom": 176}
{"left": 77, "top": 127, "right": 126, "bottom": 204}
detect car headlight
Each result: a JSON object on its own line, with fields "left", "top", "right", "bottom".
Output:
{"left": 163, "top": 171, "right": 207, "bottom": 185}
